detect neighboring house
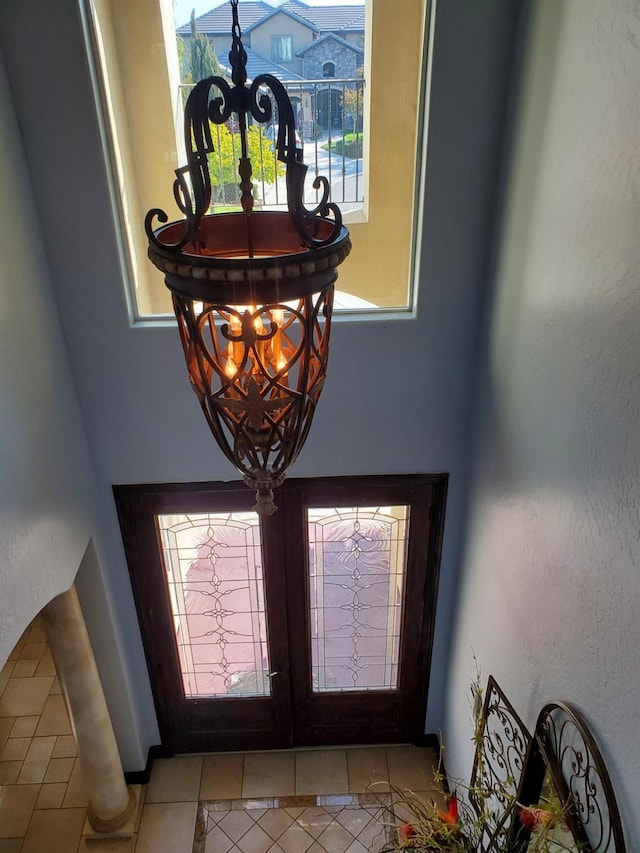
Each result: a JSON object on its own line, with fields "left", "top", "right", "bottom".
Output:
{"left": 179, "top": 1, "right": 273, "bottom": 62}
{"left": 178, "top": 0, "right": 365, "bottom": 131}
{"left": 243, "top": 6, "right": 319, "bottom": 76}
{"left": 296, "top": 33, "right": 363, "bottom": 129}
{"left": 225, "top": 46, "right": 306, "bottom": 84}
{"left": 296, "top": 32, "right": 363, "bottom": 80}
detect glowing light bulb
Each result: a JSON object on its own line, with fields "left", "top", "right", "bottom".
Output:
{"left": 277, "top": 351, "right": 288, "bottom": 372}
{"left": 225, "top": 357, "right": 237, "bottom": 378}
{"left": 228, "top": 316, "right": 241, "bottom": 362}
{"left": 272, "top": 308, "right": 284, "bottom": 327}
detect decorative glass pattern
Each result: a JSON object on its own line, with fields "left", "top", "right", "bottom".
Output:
{"left": 156, "top": 512, "right": 270, "bottom": 699}
{"left": 307, "top": 506, "right": 409, "bottom": 693}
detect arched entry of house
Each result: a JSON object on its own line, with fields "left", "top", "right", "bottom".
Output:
{"left": 265, "top": 96, "right": 302, "bottom": 139}
{"left": 314, "top": 87, "right": 342, "bottom": 130}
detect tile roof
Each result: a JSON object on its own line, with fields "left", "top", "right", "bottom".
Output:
{"left": 243, "top": 6, "right": 320, "bottom": 35}
{"left": 177, "top": 2, "right": 365, "bottom": 37}
{"left": 282, "top": 3, "right": 365, "bottom": 31}
{"left": 177, "top": 2, "right": 272, "bottom": 36}
{"left": 220, "top": 47, "right": 306, "bottom": 82}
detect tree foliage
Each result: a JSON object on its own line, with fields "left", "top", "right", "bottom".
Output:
{"left": 207, "top": 123, "right": 284, "bottom": 205}
{"left": 341, "top": 65, "right": 364, "bottom": 133}
{"left": 176, "top": 34, "right": 191, "bottom": 83}
{"left": 341, "top": 87, "right": 363, "bottom": 133}
{"left": 190, "top": 9, "right": 222, "bottom": 82}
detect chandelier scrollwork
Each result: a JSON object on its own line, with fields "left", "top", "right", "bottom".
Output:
{"left": 145, "top": 1, "right": 342, "bottom": 255}
{"left": 144, "top": 0, "right": 350, "bottom": 513}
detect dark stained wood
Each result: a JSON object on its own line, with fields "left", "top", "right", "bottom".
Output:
{"left": 280, "top": 474, "right": 446, "bottom": 746}
{"left": 114, "top": 474, "right": 447, "bottom": 752}
{"left": 114, "top": 481, "right": 293, "bottom": 752}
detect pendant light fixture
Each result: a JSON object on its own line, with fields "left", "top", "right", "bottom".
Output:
{"left": 145, "top": 0, "right": 350, "bottom": 515}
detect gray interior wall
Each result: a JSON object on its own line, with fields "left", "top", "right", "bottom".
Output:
{"left": 0, "top": 48, "right": 95, "bottom": 664}
{"left": 0, "top": 0, "right": 518, "bottom": 768}
{"left": 445, "top": 0, "right": 640, "bottom": 841}
{"left": 0, "top": 38, "right": 159, "bottom": 771}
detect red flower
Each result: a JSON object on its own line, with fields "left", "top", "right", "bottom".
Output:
{"left": 519, "top": 806, "right": 550, "bottom": 832}
{"left": 398, "top": 823, "right": 417, "bottom": 845}
{"left": 438, "top": 792, "right": 459, "bottom": 826}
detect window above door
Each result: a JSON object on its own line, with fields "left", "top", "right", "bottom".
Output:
{"left": 80, "top": 0, "right": 431, "bottom": 319}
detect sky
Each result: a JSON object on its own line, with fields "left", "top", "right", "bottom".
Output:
{"left": 174, "top": 0, "right": 364, "bottom": 29}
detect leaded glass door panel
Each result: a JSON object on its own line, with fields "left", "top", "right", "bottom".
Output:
{"left": 157, "top": 512, "right": 270, "bottom": 700}
{"left": 281, "top": 476, "right": 444, "bottom": 746}
{"left": 115, "top": 475, "right": 446, "bottom": 752}
{"left": 307, "top": 506, "right": 408, "bottom": 693}
{"left": 114, "top": 483, "right": 293, "bottom": 753}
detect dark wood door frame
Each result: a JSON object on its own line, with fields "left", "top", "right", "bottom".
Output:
{"left": 114, "top": 474, "right": 447, "bottom": 753}
{"left": 280, "top": 475, "right": 447, "bottom": 746}
{"left": 114, "top": 481, "right": 294, "bottom": 752}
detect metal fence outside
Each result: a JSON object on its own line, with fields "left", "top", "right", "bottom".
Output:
{"left": 177, "top": 77, "right": 365, "bottom": 213}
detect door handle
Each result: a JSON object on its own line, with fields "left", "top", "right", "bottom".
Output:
{"left": 266, "top": 669, "right": 282, "bottom": 678}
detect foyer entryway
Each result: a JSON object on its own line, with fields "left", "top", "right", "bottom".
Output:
{"left": 0, "top": 615, "right": 445, "bottom": 852}
{"left": 115, "top": 475, "right": 447, "bottom": 754}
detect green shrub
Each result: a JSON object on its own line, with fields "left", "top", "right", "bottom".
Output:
{"left": 322, "top": 133, "right": 363, "bottom": 159}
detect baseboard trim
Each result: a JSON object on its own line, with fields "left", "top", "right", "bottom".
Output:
{"left": 123, "top": 736, "right": 447, "bottom": 786}
{"left": 414, "top": 732, "right": 441, "bottom": 753}
{"left": 414, "top": 732, "right": 450, "bottom": 793}
{"left": 124, "top": 744, "right": 173, "bottom": 785}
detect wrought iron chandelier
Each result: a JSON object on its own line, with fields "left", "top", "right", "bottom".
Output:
{"left": 145, "top": 0, "right": 350, "bottom": 515}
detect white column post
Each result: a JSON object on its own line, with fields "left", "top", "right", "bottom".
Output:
{"left": 42, "top": 585, "right": 136, "bottom": 832}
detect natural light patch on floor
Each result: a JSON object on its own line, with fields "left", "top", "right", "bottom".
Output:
{"left": 194, "top": 795, "right": 388, "bottom": 853}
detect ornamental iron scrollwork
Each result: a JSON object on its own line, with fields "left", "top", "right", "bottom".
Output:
{"left": 144, "top": 0, "right": 350, "bottom": 513}
{"left": 519, "top": 702, "right": 626, "bottom": 853}
{"left": 144, "top": 0, "right": 341, "bottom": 254}
{"left": 470, "top": 675, "right": 533, "bottom": 853}
{"left": 172, "top": 289, "right": 333, "bottom": 513}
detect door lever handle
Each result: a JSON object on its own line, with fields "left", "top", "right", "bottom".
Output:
{"left": 266, "top": 669, "right": 282, "bottom": 678}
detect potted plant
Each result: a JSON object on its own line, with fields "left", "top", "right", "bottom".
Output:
{"left": 371, "top": 676, "right": 578, "bottom": 853}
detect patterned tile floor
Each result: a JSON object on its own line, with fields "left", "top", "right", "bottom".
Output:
{"left": 0, "top": 615, "right": 444, "bottom": 853}
{"left": 194, "top": 795, "right": 390, "bottom": 853}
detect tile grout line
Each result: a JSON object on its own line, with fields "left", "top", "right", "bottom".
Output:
{"left": 293, "top": 750, "right": 297, "bottom": 797}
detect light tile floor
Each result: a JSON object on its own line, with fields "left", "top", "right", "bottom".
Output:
{"left": 0, "top": 617, "right": 444, "bottom": 853}
{"left": 195, "top": 795, "right": 388, "bottom": 853}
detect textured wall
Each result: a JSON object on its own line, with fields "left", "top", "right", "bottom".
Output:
{"left": 0, "top": 44, "right": 154, "bottom": 771}
{"left": 446, "top": 0, "right": 640, "bottom": 841}
{"left": 0, "top": 51, "right": 95, "bottom": 663}
{"left": 0, "top": 0, "right": 518, "bottom": 768}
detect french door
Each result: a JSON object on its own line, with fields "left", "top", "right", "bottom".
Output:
{"left": 114, "top": 474, "right": 447, "bottom": 753}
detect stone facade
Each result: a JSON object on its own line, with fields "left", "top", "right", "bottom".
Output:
{"left": 301, "top": 37, "right": 363, "bottom": 80}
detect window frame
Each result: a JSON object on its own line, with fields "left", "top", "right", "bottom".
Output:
{"left": 271, "top": 33, "right": 293, "bottom": 64}
{"left": 322, "top": 60, "right": 336, "bottom": 78}
{"left": 78, "top": 0, "right": 433, "bottom": 323}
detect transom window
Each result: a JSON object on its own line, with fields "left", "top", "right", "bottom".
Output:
{"left": 80, "top": 0, "right": 430, "bottom": 318}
